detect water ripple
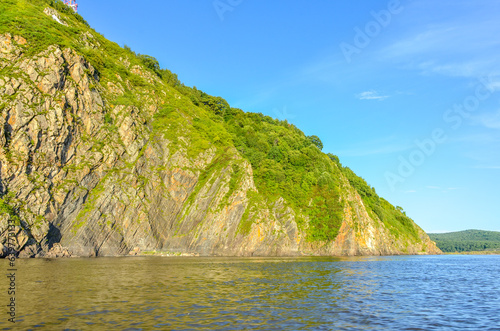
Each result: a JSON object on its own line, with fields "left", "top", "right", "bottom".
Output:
{"left": 0, "top": 255, "right": 499, "bottom": 330}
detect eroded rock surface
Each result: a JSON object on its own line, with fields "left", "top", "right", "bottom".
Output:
{"left": 0, "top": 28, "right": 440, "bottom": 258}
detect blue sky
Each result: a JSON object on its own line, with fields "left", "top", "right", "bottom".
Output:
{"left": 78, "top": 0, "right": 500, "bottom": 232}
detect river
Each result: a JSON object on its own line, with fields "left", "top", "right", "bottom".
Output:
{"left": 1, "top": 255, "right": 499, "bottom": 330}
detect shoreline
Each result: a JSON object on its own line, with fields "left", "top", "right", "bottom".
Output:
{"left": 4, "top": 252, "right": 500, "bottom": 259}
{"left": 443, "top": 251, "right": 500, "bottom": 255}
{"left": 1, "top": 252, "right": 455, "bottom": 259}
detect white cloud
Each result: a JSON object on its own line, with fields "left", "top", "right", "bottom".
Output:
{"left": 378, "top": 8, "right": 500, "bottom": 79}
{"left": 356, "top": 90, "right": 389, "bottom": 101}
{"left": 473, "top": 110, "right": 500, "bottom": 129}
{"left": 381, "top": 26, "right": 460, "bottom": 59}
{"left": 449, "top": 133, "right": 500, "bottom": 145}
{"left": 417, "top": 60, "right": 500, "bottom": 78}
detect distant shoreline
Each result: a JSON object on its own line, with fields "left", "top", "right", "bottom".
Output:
{"left": 444, "top": 251, "right": 500, "bottom": 255}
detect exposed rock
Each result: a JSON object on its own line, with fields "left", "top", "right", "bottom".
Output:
{"left": 129, "top": 247, "right": 141, "bottom": 255}
{"left": 0, "top": 6, "right": 441, "bottom": 258}
{"left": 42, "top": 243, "right": 73, "bottom": 258}
{"left": 0, "top": 33, "right": 24, "bottom": 65}
{"left": 43, "top": 8, "right": 68, "bottom": 26}
{"left": 80, "top": 31, "right": 100, "bottom": 49}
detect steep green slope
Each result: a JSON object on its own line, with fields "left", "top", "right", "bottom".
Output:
{"left": 428, "top": 230, "right": 500, "bottom": 252}
{"left": 0, "top": 0, "right": 440, "bottom": 257}
{"left": 160, "top": 80, "right": 422, "bottom": 244}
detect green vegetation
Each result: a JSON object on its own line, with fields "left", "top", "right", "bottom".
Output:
{"left": 160, "top": 82, "right": 421, "bottom": 242}
{"left": 0, "top": 196, "right": 21, "bottom": 226}
{"left": 0, "top": 0, "right": 88, "bottom": 56}
{"left": 339, "top": 164, "right": 421, "bottom": 241}
{"left": 429, "top": 230, "right": 500, "bottom": 252}
{"left": 225, "top": 111, "right": 344, "bottom": 241}
{"left": 0, "top": 0, "right": 424, "bottom": 244}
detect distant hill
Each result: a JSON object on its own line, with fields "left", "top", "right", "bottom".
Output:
{"left": 428, "top": 230, "right": 500, "bottom": 252}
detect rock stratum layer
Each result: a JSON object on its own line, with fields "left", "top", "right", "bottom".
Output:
{"left": 0, "top": 1, "right": 440, "bottom": 257}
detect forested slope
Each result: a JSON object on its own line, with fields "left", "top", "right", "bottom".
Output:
{"left": 0, "top": 0, "right": 440, "bottom": 257}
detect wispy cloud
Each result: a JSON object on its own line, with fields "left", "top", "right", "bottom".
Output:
{"left": 447, "top": 132, "right": 500, "bottom": 145}
{"left": 417, "top": 60, "right": 500, "bottom": 78}
{"left": 472, "top": 110, "right": 500, "bottom": 129}
{"left": 378, "top": 6, "right": 500, "bottom": 78}
{"left": 356, "top": 90, "right": 389, "bottom": 101}
{"left": 381, "top": 25, "right": 461, "bottom": 59}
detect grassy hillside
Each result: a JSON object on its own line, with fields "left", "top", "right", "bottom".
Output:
{"left": 1, "top": 0, "right": 424, "bottom": 245}
{"left": 428, "top": 230, "right": 500, "bottom": 252}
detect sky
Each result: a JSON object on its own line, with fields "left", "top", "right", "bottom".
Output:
{"left": 77, "top": 0, "right": 500, "bottom": 233}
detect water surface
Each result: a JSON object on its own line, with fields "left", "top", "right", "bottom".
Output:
{"left": 1, "top": 255, "right": 499, "bottom": 330}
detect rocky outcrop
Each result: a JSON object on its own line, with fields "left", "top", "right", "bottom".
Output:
{"left": 0, "top": 15, "right": 441, "bottom": 258}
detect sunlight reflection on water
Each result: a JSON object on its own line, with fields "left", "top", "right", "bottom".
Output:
{"left": 1, "top": 255, "right": 499, "bottom": 330}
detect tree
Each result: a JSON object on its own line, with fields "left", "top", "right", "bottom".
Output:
{"left": 137, "top": 54, "right": 160, "bottom": 73}
{"left": 307, "top": 135, "right": 323, "bottom": 150}
{"left": 200, "top": 94, "right": 230, "bottom": 117}
{"left": 327, "top": 153, "right": 340, "bottom": 164}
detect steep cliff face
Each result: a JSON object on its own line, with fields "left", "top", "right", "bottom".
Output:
{"left": 0, "top": 1, "right": 440, "bottom": 257}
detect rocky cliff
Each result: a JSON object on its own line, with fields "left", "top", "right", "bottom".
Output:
{"left": 0, "top": 0, "right": 441, "bottom": 257}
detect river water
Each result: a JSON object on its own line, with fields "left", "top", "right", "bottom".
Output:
{"left": 1, "top": 255, "right": 499, "bottom": 330}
